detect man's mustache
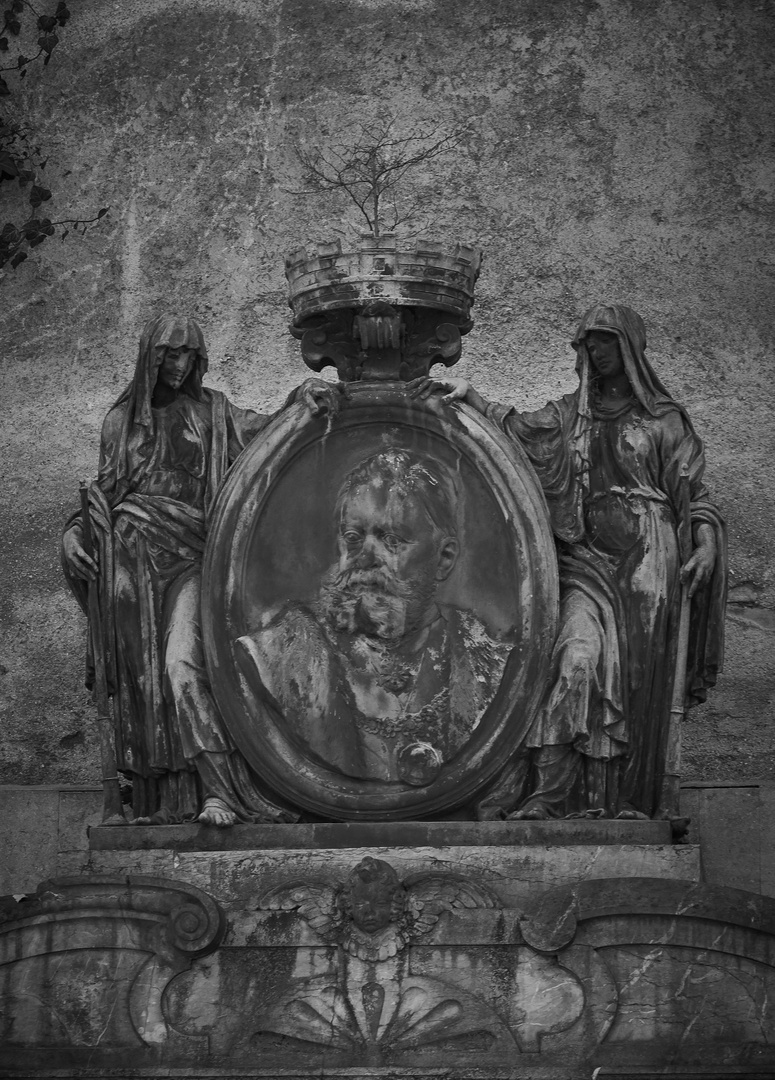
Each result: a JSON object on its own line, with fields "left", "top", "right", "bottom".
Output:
{"left": 330, "top": 566, "right": 413, "bottom": 600}
{"left": 319, "top": 564, "right": 416, "bottom": 640}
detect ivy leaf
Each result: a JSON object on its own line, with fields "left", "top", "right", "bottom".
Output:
{"left": 11, "top": 250, "right": 28, "bottom": 267}
{"left": 17, "top": 53, "right": 28, "bottom": 66}
{"left": 29, "top": 233, "right": 46, "bottom": 247}
{"left": 1, "top": 222, "right": 20, "bottom": 243}
{"left": 0, "top": 77, "right": 9, "bottom": 96}
{"left": 7, "top": 16, "right": 20, "bottom": 35}
{"left": 37, "top": 15, "right": 58, "bottom": 32}
{"left": 0, "top": 36, "right": 8, "bottom": 52}
{"left": 97, "top": 207, "right": 109, "bottom": 218}
{"left": 61, "top": 228, "right": 68, "bottom": 241}
{"left": 38, "top": 31, "right": 58, "bottom": 54}
{"left": 30, "top": 184, "right": 52, "bottom": 206}
{"left": 0, "top": 151, "right": 19, "bottom": 180}
{"left": 11, "top": 1, "right": 24, "bottom": 12}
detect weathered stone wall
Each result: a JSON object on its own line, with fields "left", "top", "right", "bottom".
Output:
{"left": 1, "top": 0, "right": 773, "bottom": 788}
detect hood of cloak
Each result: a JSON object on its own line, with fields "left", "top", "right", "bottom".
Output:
{"left": 118, "top": 313, "right": 209, "bottom": 426}
{"left": 106, "top": 314, "right": 209, "bottom": 491}
{"left": 571, "top": 303, "right": 690, "bottom": 426}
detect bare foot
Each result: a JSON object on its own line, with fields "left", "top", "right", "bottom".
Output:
{"left": 508, "top": 805, "right": 549, "bottom": 821}
{"left": 615, "top": 807, "right": 649, "bottom": 820}
{"left": 199, "top": 797, "right": 237, "bottom": 827}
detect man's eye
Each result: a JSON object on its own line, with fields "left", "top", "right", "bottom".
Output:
{"left": 382, "top": 534, "right": 403, "bottom": 551}
{"left": 342, "top": 531, "right": 361, "bottom": 544}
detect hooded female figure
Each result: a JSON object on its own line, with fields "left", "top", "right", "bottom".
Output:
{"left": 63, "top": 313, "right": 333, "bottom": 824}
{"left": 417, "top": 304, "right": 726, "bottom": 820}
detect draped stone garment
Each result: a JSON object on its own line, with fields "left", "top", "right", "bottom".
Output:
{"left": 236, "top": 602, "right": 513, "bottom": 782}
{"left": 63, "top": 314, "right": 294, "bottom": 822}
{"left": 485, "top": 304, "right": 727, "bottom": 817}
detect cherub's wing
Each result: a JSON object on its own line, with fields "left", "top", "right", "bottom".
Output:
{"left": 405, "top": 872, "right": 499, "bottom": 938}
{"left": 259, "top": 881, "right": 342, "bottom": 941}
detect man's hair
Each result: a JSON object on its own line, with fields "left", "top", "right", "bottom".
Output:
{"left": 334, "top": 449, "right": 458, "bottom": 538}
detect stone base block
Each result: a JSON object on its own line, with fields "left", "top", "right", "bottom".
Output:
{"left": 87, "top": 820, "right": 699, "bottom": 914}
{"left": 0, "top": 785, "right": 101, "bottom": 895}
{"left": 0, "top": 823, "right": 771, "bottom": 1079}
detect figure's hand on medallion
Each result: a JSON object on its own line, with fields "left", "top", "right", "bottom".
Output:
{"left": 407, "top": 376, "right": 470, "bottom": 404}
{"left": 680, "top": 524, "right": 716, "bottom": 598}
{"left": 300, "top": 378, "right": 343, "bottom": 420}
{"left": 63, "top": 525, "right": 99, "bottom": 581}
{"left": 407, "top": 377, "right": 489, "bottom": 415}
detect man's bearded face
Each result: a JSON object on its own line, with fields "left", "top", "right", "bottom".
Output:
{"left": 321, "top": 482, "right": 454, "bottom": 641}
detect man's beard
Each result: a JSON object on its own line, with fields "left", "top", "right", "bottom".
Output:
{"left": 319, "top": 565, "right": 436, "bottom": 642}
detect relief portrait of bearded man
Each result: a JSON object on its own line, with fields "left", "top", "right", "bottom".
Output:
{"left": 235, "top": 449, "right": 515, "bottom": 785}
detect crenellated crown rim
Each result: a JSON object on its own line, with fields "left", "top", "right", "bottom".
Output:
{"left": 285, "top": 234, "right": 482, "bottom": 327}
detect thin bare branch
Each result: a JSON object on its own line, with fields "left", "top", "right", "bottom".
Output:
{"left": 292, "top": 114, "right": 468, "bottom": 236}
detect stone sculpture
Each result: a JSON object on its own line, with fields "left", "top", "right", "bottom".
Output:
{"left": 200, "top": 237, "right": 559, "bottom": 819}
{"left": 62, "top": 312, "right": 336, "bottom": 826}
{"left": 255, "top": 857, "right": 511, "bottom": 1064}
{"left": 62, "top": 246, "right": 724, "bottom": 830}
{"left": 235, "top": 448, "right": 514, "bottom": 786}
{"left": 260, "top": 854, "right": 499, "bottom": 961}
{"left": 5, "top": 868, "right": 775, "bottom": 1072}
{"left": 419, "top": 302, "right": 727, "bottom": 824}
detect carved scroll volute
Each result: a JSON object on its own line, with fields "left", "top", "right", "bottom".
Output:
{"left": 294, "top": 307, "right": 468, "bottom": 383}
{"left": 0, "top": 875, "right": 226, "bottom": 1054}
{"left": 299, "top": 326, "right": 362, "bottom": 381}
{"left": 402, "top": 317, "right": 465, "bottom": 381}
{"left": 294, "top": 311, "right": 363, "bottom": 381}
{"left": 520, "top": 887, "right": 578, "bottom": 953}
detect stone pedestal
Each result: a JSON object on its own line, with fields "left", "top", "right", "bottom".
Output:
{"left": 2, "top": 822, "right": 774, "bottom": 1079}
{"left": 87, "top": 819, "right": 698, "bottom": 912}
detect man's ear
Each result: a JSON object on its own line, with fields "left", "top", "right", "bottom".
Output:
{"left": 435, "top": 536, "right": 459, "bottom": 582}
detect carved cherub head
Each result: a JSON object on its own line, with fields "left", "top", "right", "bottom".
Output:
{"left": 340, "top": 857, "right": 406, "bottom": 934}
{"left": 261, "top": 858, "right": 499, "bottom": 964}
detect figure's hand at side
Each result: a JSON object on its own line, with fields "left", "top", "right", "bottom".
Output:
{"left": 300, "top": 378, "right": 343, "bottom": 420}
{"left": 63, "top": 524, "right": 99, "bottom": 581}
{"left": 680, "top": 524, "right": 716, "bottom": 598}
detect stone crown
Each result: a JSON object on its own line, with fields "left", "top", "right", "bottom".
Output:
{"left": 285, "top": 234, "right": 482, "bottom": 327}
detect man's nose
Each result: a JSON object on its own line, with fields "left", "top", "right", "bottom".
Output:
{"left": 355, "top": 535, "right": 384, "bottom": 568}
